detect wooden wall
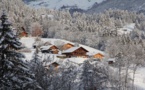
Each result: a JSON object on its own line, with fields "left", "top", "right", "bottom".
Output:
{"left": 93, "top": 53, "right": 104, "bottom": 59}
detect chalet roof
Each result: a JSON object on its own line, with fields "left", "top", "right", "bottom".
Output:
{"left": 43, "top": 41, "right": 52, "bottom": 46}
{"left": 33, "top": 40, "right": 44, "bottom": 46}
{"left": 40, "top": 45, "right": 54, "bottom": 50}
{"left": 62, "top": 47, "right": 88, "bottom": 53}
{"left": 64, "top": 43, "right": 74, "bottom": 45}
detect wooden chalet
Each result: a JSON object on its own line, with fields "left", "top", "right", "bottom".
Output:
{"left": 62, "top": 47, "right": 88, "bottom": 58}
{"left": 40, "top": 45, "right": 59, "bottom": 54}
{"left": 93, "top": 53, "right": 104, "bottom": 59}
{"left": 62, "top": 43, "right": 74, "bottom": 50}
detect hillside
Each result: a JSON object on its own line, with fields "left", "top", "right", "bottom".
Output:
{"left": 87, "top": 0, "right": 145, "bottom": 14}
{"left": 22, "top": 0, "right": 105, "bottom": 10}
{"left": 22, "top": 0, "right": 145, "bottom": 14}
{"left": 1, "top": 0, "right": 145, "bottom": 89}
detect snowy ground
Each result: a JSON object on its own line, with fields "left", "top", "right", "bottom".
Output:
{"left": 132, "top": 67, "right": 145, "bottom": 90}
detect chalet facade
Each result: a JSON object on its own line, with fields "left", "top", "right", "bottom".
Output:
{"left": 62, "top": 43, "right": 74, "bottom": 50}
{"left": 62, "top": 47, "right": 88, "bottom": 58}
{"left": 40, "top": 45, "right": 59, "bottom": 54}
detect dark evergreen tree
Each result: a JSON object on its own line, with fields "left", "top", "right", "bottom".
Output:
{"left": 30, "top": 48, "right": 50, "bottom": 90}
{"left": 0, "top": 10, "right": 41, "bottom": 90}
{"left": 81, "top": 60, "right": 94, "bottom": 90}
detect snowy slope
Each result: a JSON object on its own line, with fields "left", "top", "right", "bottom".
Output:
{"left": 24, "top": 0, "right": 105, "bottom": 10}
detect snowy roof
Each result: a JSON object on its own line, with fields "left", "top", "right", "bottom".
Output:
{"left": 62, "top": 47, "right": 80, "bottom": 53}
{"left": 87, "top": 50, "right": 105, "bottom": 56}
{"left": 62, "top": 47, "right": 88, "bottom": 53}
{"left": 40, "top": 45, "right": 54, "bottom": 50}
{"left": 64, "top": 42, "right": 74, "bottom": 45}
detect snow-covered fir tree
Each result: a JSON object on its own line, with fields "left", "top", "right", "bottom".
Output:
{"left": 30, "top": 48, "right": 51, "bottom": 90}
{"left": 0, "top": 10, "right": 41, "bottom": 90}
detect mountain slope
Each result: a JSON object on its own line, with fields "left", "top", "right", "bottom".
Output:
{"left": 23, "top": 0, "right": 105, "bottom": 10}
{"left": 87, "top": 0, "right": 145, "bottom": 14}
{"left": 22, "top": 0, "right": 145, "bottom": 14}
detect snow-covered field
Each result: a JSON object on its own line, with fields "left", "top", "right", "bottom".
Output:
{"left": 20, "top": 37, "right": 103, "bottom": 63}
{"left": 27, "top": 0, "right": 105, "bottom": 10}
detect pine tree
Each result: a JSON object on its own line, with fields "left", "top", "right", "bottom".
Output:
{"left": 30, "top": 48, "right": 51, "bottom": 90}
{"left": 0, "top": 10, "right": 41, "bottom": 90}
